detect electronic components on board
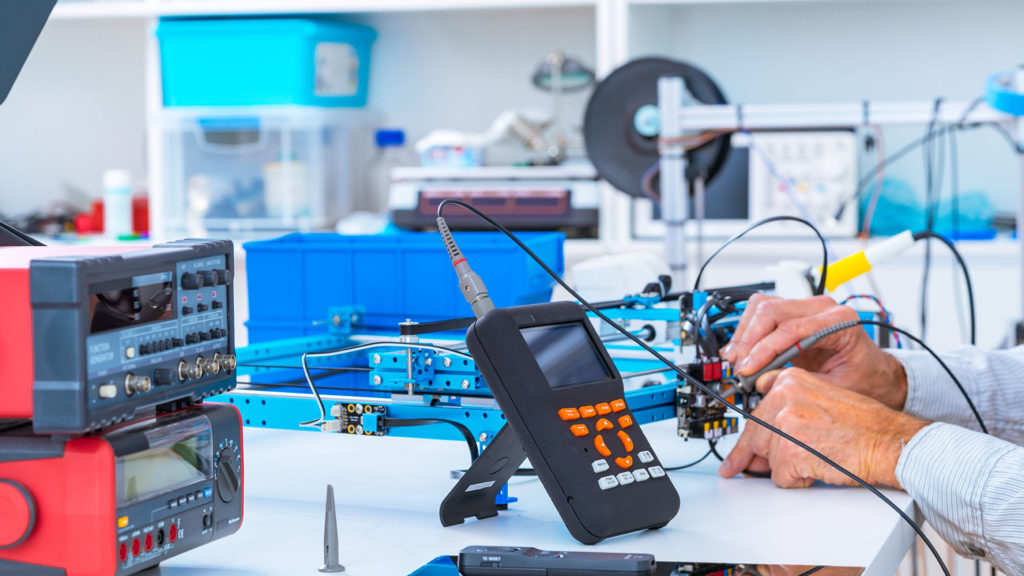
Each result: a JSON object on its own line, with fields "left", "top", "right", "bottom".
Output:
{"left": 677, "top": 360, "right": 747, "bottom": 441}
{"left": 329, "top": 403, "right": 388, "bottom": 436}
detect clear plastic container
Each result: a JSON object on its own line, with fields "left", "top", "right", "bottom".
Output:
{"left": 360, "top": 129, "right": 416, "bottom": 213}
{"left": 160, "top": 107, "right": 372, "bottom": 236}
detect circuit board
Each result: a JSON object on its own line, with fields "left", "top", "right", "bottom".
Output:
{"left": 676, "top": 360, "right": 744, "bottom": 440}
{"left": 330, "top": 402, "right": 388, "bottom": 436}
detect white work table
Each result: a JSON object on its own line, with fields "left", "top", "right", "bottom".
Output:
{"left": 158, "top": 420, "right": 917, "bottom": 576}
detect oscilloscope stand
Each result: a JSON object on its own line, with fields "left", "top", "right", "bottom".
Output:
{"left": 439, "top": 424, "right": 527, "bottom": 527}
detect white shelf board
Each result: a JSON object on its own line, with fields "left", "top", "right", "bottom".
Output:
{"left": 626, "top": 0, "right": 962, "bottom": 4}
{"left": 628, "top": 0, "right": 843, "bottom": 5}
{"left": 392, "top": 164, "right": 598, "bottom": 182}
{"left": 565, "top": 235, "right": 1022, "bottom": 264}
{"left": 51, "top": 0, "right": 596, "bottom": 19}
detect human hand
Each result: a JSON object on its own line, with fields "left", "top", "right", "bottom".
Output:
{"left": 717, "top": 367, "right": 929, "bottom": 488}
{"left": 721, "top": 294, "right": 908, "bottom": 411}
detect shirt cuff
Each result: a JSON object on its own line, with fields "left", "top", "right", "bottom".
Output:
{"left": 895, "top": 422, "right": 1016, "bottom": 558}
{"left": 887, "top": 349, "right": 969, "bottom": 424}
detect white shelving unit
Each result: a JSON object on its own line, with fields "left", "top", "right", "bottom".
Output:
{"left": 57, "top": 0, "right": 606, "bottom": 239}
{"left": 44, "top": 0, "right": 623, "bottom": 239}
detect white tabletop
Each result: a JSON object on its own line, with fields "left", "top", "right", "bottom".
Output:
{"left": 157, "top": 420, "right": 916, "bottom": 576}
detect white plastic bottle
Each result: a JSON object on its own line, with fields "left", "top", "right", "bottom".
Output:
{"left": 361, "top": 129, "right": 414, "bottom": 214}
{"left": 103, "top": 169, "right": 133, "bottom": 240}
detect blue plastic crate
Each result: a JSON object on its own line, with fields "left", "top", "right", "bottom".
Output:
{"left": 157, "top": 18, "right": 376, "bottom": 107}
{"left": 244, "top": 231, "right": 565, "bottom": 341}
{"left": 245, "top": 320, "right": 325, "bottom": 344}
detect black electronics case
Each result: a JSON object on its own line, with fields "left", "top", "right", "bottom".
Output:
{"left": 465, "top": 301, "right": 680, "bottom": 544}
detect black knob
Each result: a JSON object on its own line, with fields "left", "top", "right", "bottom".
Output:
{"left": 139, "top": 343, "right": 151, "bottom": 355}
{"left": 182, "top": 306, "right": 194, "bottom": 316}
{"left": 196, "top": 303, "right": 208, "bottom": 313}
{"left": 153, "top": 368, "right": 173, "bottom": 387}
{"left": 203, "top": 514, "right": 213, "bottom": 529}
{"left": 211, "top": 300, "right": 224, "bottom": 310}
{"left": 185, "top": 333, "right": 199, "bottom": 345}
{"left": 180, "top": 272, "right": 203, "bottom": 290}
{"left": 216, "top": 448, "right": 240, "bottom": 503}
{"left": 198, "top": 332, "right": 210, "bottom": 342}
{"left": 200, "top": 271, "right": 217, "bottom": 286}
{"left": 172, "top": 338, "right": 185, "bottom": 348}
{"left": 214, "top": 269, "right": 231, "bottom": 286}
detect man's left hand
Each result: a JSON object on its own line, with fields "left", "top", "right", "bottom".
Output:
{"left": 718, "top": 367, "right": 929, "bottom": 489}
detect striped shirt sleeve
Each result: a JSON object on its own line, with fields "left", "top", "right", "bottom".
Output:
{"left": 889, "top": 347, "right": 1024, "bottom": 444}
{"left": 895, "top": 422, "right": 1024, "bottom": 573}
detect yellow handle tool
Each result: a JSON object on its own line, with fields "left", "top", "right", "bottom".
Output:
{"left": 819, "top": 231, "right": 914, "bottom": 293}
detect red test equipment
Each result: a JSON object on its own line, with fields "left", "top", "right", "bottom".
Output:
{"left": 0, "top": 239, "right": 237, "bottom": 434}
{"left": 0, "top": 403, "right": 243, "bottom": 576}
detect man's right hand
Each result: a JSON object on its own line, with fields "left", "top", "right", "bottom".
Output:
{"left": 721, "top": 294, "right": 908, "bottom": 411}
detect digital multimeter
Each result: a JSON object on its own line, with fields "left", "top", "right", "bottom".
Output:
{"left": 459, "top": 301, "right": 680, "bottom": 544}
{"left": 0, "top": 404, "right": 243, "bottom": 576}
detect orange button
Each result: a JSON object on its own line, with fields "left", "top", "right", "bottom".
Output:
{"left": 615, "top": 456, "right": 633, "bottom": 469}
{"left": 595, "top": 418, "right": 614, "bottom": 432}
{"left": 610, "top": 399, "right": 627, "bottom": 412}
{"left": 595, "top": 403, "right": 612, "bottom": 415}
{"left": 594, "top": 435, "right": 612, "bottom": 457}
{"left": 558, "top": 408, "right": 580, "bottom": 421}
{"left": 570, "top": 424, "right": 589, "bottom": 437}
{"left": 579, "top": 405, "right": 597, "bottom": 419}
{"left": 617, "top": 430, "right": 634, "bottom": 453}
{"left": 618, "top": 414, "right": 634, "bottom": 429}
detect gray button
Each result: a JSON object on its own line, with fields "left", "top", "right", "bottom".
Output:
{"left": 638, "top": 450, "right": 654, "bottom": 464}
{"left": 169, "top": 499, "right": 178, "bottom": 508}
{"left": 186, "top": 494, "right": 194, "bottom": 503}
{"left": 616, "top": 472, "right": 635, "bottom": 485}
{"left": 195, "top": 490, "right": 203, "bottom": 500}
{"left": 633, "top": 468, "right": 651, "bottom": 482}
{"left": 649, "top": 466, "right": 666, "bottom": 478}
{"left": 592, "top": 459, "right": 610, "bottom": 474}
{"left": 598, "top": 475, "right": 619, "bottom": 490}
{"left": 178, "top": 496, "right": 187, "bottom": 506}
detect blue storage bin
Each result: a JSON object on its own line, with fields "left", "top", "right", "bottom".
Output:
{"left": 245, "top": 320, "right": 325, "bottom": 344}
{"left": 244, "top": 231, "right": 565, "bottom": 341}
{"left": 157, "top": 18, "right": 376, "bottom": 107}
